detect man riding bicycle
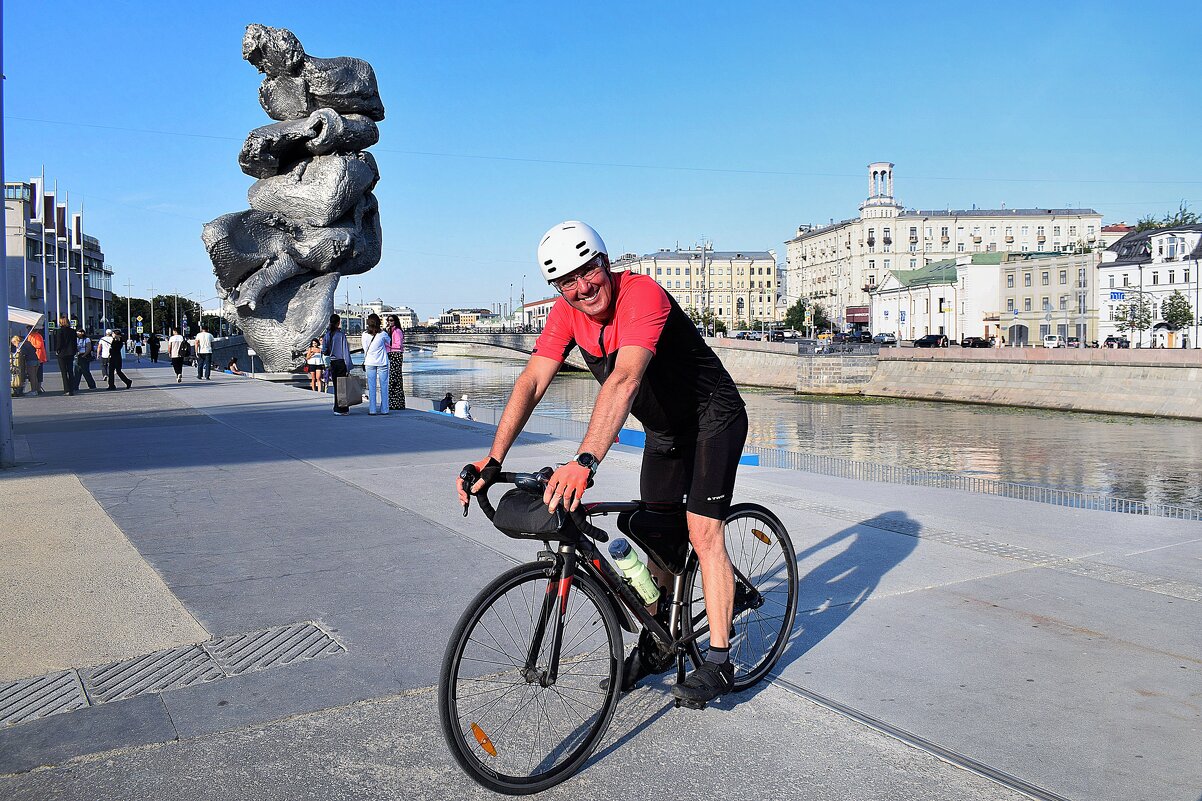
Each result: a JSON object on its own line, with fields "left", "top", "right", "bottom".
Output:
{"left": 457, "top": 220, "right": 749, "bottom": 705}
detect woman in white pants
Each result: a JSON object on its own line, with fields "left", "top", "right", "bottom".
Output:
{"left": 361, "top": 313, "right": 390, "bottom": 416}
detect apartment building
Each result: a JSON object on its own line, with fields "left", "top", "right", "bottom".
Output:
{"left": 611, "top": 247, "right": 781, "bottom": 332}
{"left": 1000, "top": 251, "right": 1099, "bottom": 345}
{"left": 1097, "top": 224, "right": 1202, "bottom": 347}
{"left": 785, "top": 162, "right": 1103, "bottom": 331}
{"left": 5, "top": 180, "right": 113, "bottom": 332}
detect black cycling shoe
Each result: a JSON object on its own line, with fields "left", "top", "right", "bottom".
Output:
{"left": 671, "top": 660, "right": 734, "bottom": 707}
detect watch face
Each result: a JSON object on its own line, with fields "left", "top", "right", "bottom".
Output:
{"left": 577, "top": 453, "right": 597, "bottom": 470}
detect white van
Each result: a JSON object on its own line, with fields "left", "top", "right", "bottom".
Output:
{"left": 1042, "top": 334, "right": 1064, "bottom": 348}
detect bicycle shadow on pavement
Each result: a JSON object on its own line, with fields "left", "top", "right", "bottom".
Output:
{"left": 712, "top": 511, "right": 920, "bottom": 709}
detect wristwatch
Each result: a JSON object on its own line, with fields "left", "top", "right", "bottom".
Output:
{"left": 574, "top": 452, "right": 600, "bottom": 477}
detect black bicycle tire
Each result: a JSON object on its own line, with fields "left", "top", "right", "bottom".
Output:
{"left": 682, "top": 503, "right": 798, "bottom": 692}
{"left": 438, "top": 562, "right": 624, "bottom": 794}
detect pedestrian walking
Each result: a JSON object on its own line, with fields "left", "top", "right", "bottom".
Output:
{"left": 53, "top": 315, "right": 78, "bottom": 396}
{"left": 362, "top": 313, "right": 390, "bottom": 416}
{"left": 148, "top": 333, "right": 161, "bottom": 363}
{"left": 454, "top": 394, "right": 473, "bottom": 420}
{"left": 195, "top": 325, "right": 215, "bottom": 380}
{"left": 28, "top": 328, "right": 47, "bottom": 385}
{"left": 167, "top": 328, "right": 186, "bottom": 383}
{"left": 134, "top": 337, "right": 143, "bottom": 364}
{"left": 73, "top": 329, "right": 97, "bottom": 391}
{"left": 385, "top": 314, "right": 406, "bottom": 410}
{"left": 106, "top": 330, "right": 133, "bottom": 389}
{"left": 321, "top": 314, "right": 352, "bottom": 415}
{"left": 304, "top": 338, "right": 325, "bottom": 392}
{"left": 97, "top": 330, "right": 114, "bottom": 380}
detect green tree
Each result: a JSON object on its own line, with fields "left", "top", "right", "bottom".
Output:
{"left": 1134, "top": 201, "right": 1199, "bottom": 232}
{"left": 1113, "top": 294, "right": 1153, "bottom": 336}
{"left": 783, "top": 298, "right": 830, "bottom": 333}
{"left": 683, "top": 306, "right": 727, "bottom": 335}
{"left": 152, "top": 294, "right": 203, "bottom": 335}
{"left": 784, "top": 298, "right": 806, "bottom": 331}
{"left": 1161, "top": 290, "right": 1193, "bottom": 331}
{"left": 108, "top": 295, "right": 152, "bottom": 334}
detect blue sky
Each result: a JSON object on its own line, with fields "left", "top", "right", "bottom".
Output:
{"left": 6, "top": 1, "right": 1201, "bottom": 320}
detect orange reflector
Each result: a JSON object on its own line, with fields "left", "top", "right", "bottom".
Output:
{"left": 752, "top": 528, "right": 771, "bottom": 544}
{"left": 471, "top": 722, "right": 497, "bottom": 757}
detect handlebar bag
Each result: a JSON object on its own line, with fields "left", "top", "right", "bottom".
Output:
{"left": 492, "top": 488, "right": 569, "bottom": 540}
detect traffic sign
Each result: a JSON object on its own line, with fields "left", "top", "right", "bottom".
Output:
{"left": 1044, "top": 313, "right": 1053, "bottom": 322}
{"left": 1013, "top": 310, "right": 1019, "bottom": 317}
{"left": 136, "top": 325, "right": 144, "bottom": 333}
{"left": 1110, "top": 291, "right": 1125, "bottom": 301}
{"left": 137, "top": 315, "right": 143, "bottom": 322}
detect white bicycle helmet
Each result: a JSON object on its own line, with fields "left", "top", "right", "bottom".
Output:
{"left": 537, "top": 221, "right": 607, "bottom": 281}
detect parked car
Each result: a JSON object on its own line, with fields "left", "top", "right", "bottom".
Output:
{"left": 914, "top": 334, "right": 949, "bottom": 348}
{"left": 1042, "top": 335, "right": 1065, "bottom": 348}
{"left": 1066, "top": 336, "right": 1081, "bottom": 348}
{"left": 856, "top": 331, "right": 873, "bottom": 343}
{"left": 872, "top": 332, "right": 898, "bottom": 346}
{"left": 960, "top": 336, "right": 992, "bottom": 348}
{"left": 1104, "top": 335, "right": 1131, "bottom": 349}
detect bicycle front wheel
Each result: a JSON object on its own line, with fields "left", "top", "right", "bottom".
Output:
{"left": 438, "top": 562, "right": 623, "bottom": 794}
{"left": 683, "top": 503, "right": 798, "bottom": 691}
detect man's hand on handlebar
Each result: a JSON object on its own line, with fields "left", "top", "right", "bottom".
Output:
{"left": 544, "top": 461, "right": 591, "bottom": 513}
{"left": 457, "top": 456, "right": 502, "bottom": 507}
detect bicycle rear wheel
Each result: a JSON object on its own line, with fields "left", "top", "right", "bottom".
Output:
{"left": 438, "top": 562, "right": 623, "bottom": 794}
{"left": 683, "top": 503, "right": 798, "bottom": 691}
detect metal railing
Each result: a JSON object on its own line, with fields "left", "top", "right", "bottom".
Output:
{"left": 414, "top": 395, "right": 1201, "bottom": 521}
{"left": 742, "top": 445, "right": 1202, "bottom": 521}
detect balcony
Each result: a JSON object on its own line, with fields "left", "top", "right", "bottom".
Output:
{"left": 972, "top": 235, "right": 982, "bottom": 243}
{"left": 941, "top": 235, "right": 950, "bottom": 243}
{"left": 1037, "top": 235, "right": 1047, "bottom": 243}
{"left": 866, "top": 238, "right": 875, "bottom": 247}
{"left": 1005, "top": 235, "right": 1014, "bottom": 243}
{"left": 862, "top": 283, "right": 878, "bottom": 293}
{"left": 983, "top": 312, "right": 1000, "bottom": 322}
{"left": 909, "top": 236, "right": 919, "bottom": 243}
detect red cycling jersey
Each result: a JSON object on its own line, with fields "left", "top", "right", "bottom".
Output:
{"left": 533, "top": 271, "right": 743, "bottom": 444}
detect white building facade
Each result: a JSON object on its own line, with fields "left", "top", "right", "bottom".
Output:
{"left": 786, "top": 161, "right": 1104, "bottom": 332}
{"left": 1097, "top": 224, "right": 1202, "bottom": 348}
{"left": 611, "top": 247, "right": 781, "bottom": 332}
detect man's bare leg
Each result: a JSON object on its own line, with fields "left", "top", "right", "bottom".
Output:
{"left": 685, "top": 511, "right": 733, "bottom": 649}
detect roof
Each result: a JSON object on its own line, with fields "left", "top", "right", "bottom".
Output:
{"left": 1106, "top": 223, "right": 1202, "bottom": 265}
{"left": 887, "top": 259, "right": 960, "bottom": 288}
{"left": 901, "top": 208, "right": 1100, "bottom": 218}
{"left": 623, "top": 250, "right": 775, "bottom": 262}
{"left": 1102, "top": 224, "right": 1133, "bottom": 233}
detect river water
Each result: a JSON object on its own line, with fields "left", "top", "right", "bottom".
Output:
{"left": 400, "top": 350, "right": 1202, "bottom": 511}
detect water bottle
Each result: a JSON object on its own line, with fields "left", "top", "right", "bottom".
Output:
{"left": 608, "top": 538, "right": 661, "bottom": 605}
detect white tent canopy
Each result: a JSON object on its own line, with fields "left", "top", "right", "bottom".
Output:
{"left": 7, "top": 307, "right": 45, "bottom": 329}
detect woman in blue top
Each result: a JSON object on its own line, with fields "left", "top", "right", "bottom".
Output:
{"left": 321, "top": 314, "right": 353, "bottom": 415}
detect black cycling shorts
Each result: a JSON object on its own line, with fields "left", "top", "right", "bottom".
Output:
{"left": 639, "top": 409, "right": 748, "bottom": 521}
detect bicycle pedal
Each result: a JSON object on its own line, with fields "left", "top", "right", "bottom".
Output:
{"left": 675, "top": 698, "right": 707, "bottom": 710}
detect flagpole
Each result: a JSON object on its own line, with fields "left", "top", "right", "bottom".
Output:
{"left": 76, "top": 203, "right": 85, "bottom": 330}
{"left": 39, "top": 168, "right": 48, "bottom": 342}
{"left": 52, "top": 179, "right": 60, "bottom": 326}
{"left": 62, "top": 190, "right": 71, "bottom": 322}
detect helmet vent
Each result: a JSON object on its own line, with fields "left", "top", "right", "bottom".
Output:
{"left": 575, "top": 240, "right": 586, "bottom": 249}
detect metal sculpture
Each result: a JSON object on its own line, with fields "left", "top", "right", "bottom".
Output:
{"left": 202, "top": 24, "right": 384, "bottom": 371}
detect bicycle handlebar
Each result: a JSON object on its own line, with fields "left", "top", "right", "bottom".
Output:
{"left": 458, "top": 465, "right": 607, "bottom": 542}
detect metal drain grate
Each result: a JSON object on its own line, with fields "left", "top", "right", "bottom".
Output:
{"left": 81, "top": 644, "right": 225, "bottom": 703}
{"left": 207, "top": 622, "right": 344, "bottom": 675}
{"left": 0, "top": 671, "right": 88, "bottom": 727}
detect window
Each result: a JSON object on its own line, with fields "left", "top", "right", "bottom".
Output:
{"left": 1109, "top": 275, "right": 1115, "bottom": 288}
{"left": 972, "top": 225, "right": 981, "bottom": 235}
{"left": 1053, "top": 226, "right": 1061, "bottom": 236}
{"left": 1024, "top": 298, "right": 1032, "bottom": 311}
{"left": 1186, "top": 269, "right": 1192, "bottom": 283}
{"left": 1069, "top": 226, "right": 1077, "bottom": 237}
{"left": 926, "top": 227, "right": 933, "bottom": 238}
{"left": 1078, "top": 268, "right": 1086, "bottom": 287}
{"left": 957, "top": 243, "right": 965, "bottom": 252}
{"left": 884, "top": 259, "right": 891, "bottom": 270}
{"left": 909, "top": 226, "right": 917, "bottom": 238}
{"left": 987, "top": 243, "right": 996, "bottom": 252}
{"left": 868, "top": 259, "right": 875, "bottom": 270}
{"left": 989, "top": 226, "right": 997, "bottom": 237}
{"left": 910, "top": 259, "right": 917, "bottom": 268}
{"left": 868, "top": 274, "right": 876, "bottom": 285}
{"left": 1042, "top": 297, "right": 1051, "bottom": 311}
{"left": 1007, "top": 274, "right": 1015, "bottom": 288}
{"left": 1060, "top": 296, "right": 1068, "bottom": 311}
{"left": 1021, "top": 244, "right": 1029, "bottom": 252}
{"left": 1007, "top": 298, "right": 1015, "bottom": 311}
{"left": 1021, "top": 226, "right": 1029, "bottom": 236}
{"left": 1005, "top": 226, "right": 1013, "bottom": 236}
{"left": 1041, "top": 272, "right": 1050, "bottom": 286}
{"left": 1024, "top": 273, "right": 1032, "bottom": 287}
{"left": 1152, "top": 272, "right": 1159, "bottom": 285}
{"left": 1169, "top": 270, "right": 1176, "bottom": 284}
{"left": 1054, "top": 242, "right": 1060, "bottom": 251}
{"left": 1037, "top": 225, "right": 1045, "bottom": 237}
{"left": 940, "top": 226, "right": 949, "bottom": 238}
{"left": 1122, "top": 274, "right": 1129, "bottom": 286}
{"left": 1088, "top": 225, "right": 1096, "bottom": 235}
{"left": 1059, "top": 270, "right": 1067, "bottom": 285}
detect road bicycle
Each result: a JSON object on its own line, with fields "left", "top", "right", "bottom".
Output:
{"left": 438, "top": 466, "right": 798, "bottom": 794}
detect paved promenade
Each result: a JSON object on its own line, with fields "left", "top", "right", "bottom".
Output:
{"left": 0, "top": 361, "right": 1198, "bottom": 800}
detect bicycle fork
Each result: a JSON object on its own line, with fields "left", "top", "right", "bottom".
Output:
{"left": 521, "top": 545, "right": 579, "bottom": 688}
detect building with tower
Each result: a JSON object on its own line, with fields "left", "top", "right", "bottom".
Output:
{"left": 785, "top": 162, "right": 1103, "bottom": 332}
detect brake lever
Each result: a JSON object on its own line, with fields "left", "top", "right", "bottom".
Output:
{"left": 459, "top": 465, "right": 480, "bottom": 517}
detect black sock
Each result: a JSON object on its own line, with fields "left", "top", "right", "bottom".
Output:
{"left": 705, "top": 645, "right": 730, "bottom": 665}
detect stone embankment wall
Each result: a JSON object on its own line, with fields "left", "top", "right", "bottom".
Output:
{"left": 796, "top": 353, "right": 879, "bottom": 394}
{"left": 707, "top": 339, "right": 799, "bottom": 389}
{"left": 866, "top": 348, "right": 1202, "bottom": 419}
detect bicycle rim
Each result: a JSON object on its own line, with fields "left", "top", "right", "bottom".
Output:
{"left": 684, "top": 505, "right": 798, "bottom": 691}
{"left": 438, "top": 563, "right": 622, "bottom": 794}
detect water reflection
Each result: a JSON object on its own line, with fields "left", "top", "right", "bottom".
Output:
{"left": 403, "top": 350, "right": 1202, "bottom": 510}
